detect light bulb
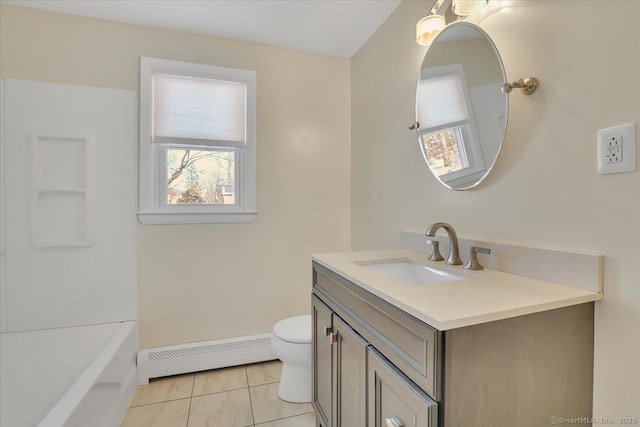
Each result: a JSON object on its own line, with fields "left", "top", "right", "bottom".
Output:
{"left": 416, "top": 14, "right": 446, "bottom": 46}
{"left": 452, "top": 0, "right": 488, "bottom": 16}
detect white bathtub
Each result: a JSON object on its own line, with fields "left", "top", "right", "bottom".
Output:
{"left": 0, "top": 321, "right": 138, "bottom": 427}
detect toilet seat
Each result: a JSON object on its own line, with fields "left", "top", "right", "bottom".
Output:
{"left": 273, "top": 315, "right": 311, "bottom": 344}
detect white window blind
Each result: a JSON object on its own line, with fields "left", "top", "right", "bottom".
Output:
{"left": 417, "top": 74, "right": 469, "bottom": 130}
{"left": 153, "top": 73, "right": 246, "bottom": 146}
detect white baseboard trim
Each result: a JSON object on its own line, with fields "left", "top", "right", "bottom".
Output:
{"left": 137, "top": 333, "right": 276, "bottom": 385}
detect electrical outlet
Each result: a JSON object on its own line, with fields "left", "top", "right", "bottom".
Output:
{"left": 605, "top": 136, "right": 622, "bottom": 163}
{"left": 597, "top": 123, "right": 636, "bottom": 175}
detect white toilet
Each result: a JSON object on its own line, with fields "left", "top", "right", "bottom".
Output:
{"left": 272, "top": 315, "right": 312, "bottom": 403}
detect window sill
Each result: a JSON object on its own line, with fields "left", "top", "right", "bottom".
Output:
{"left": 137, "top": 210, "right": 257, "bottom": 225}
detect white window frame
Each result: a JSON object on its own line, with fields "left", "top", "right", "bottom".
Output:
{"left": 417, "top": 64, "right": 486, "bottom": 188}
{"left": 138, "top": 57, "right": 256, "bottom": 224}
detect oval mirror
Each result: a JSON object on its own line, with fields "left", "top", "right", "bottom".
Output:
{"left": 415, "top": 22, "right": 507, "bottom": 190}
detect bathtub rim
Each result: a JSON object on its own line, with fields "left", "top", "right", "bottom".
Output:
{"left": 37, "top": 320, "right": 138, "bottom": 427}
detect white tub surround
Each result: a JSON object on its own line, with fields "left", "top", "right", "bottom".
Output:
{"left": 311, "top": 248, "right": 602, "bottom": 331}
{"left": 0, "top": 80, "right": 139, "bottom": 427}
{"left": 1, "top": 79, "right": 138, "bottom": 332}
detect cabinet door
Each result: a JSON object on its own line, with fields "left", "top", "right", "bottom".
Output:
{"left": 368, "top": 348, "right": 438, "bottom": 427}
{"left": 312, "top": 295, "right": 333, "bottom": 427}
{"left": 333, "top": 315, "right": 368, "bottom": 427}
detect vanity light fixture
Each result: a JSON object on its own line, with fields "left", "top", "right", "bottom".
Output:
{"left": 416, "top": 0, "right": 446, "bottom": 46}
{"left": 416, "top": 14, "right": 446, "bottom": 46}
{"left": 416, "top": 0, "right": 490, "bottom": 46}
{"left": 452, "top": 0, "right": 489, "bottom": 16}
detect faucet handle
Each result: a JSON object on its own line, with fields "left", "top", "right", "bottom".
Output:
{"left": 426, "top": 239, "right": 444, "bottom": 261}
{"left": 464, "top": 246, "right": 491, "bottom": 270}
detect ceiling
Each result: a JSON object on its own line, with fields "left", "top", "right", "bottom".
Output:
{"left": 1, "top": 0, "right": 403, "bottom": 58}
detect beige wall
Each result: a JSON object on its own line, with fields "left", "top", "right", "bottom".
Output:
{"left": 0, "top": 4, "right": 351, "bottom": 348}
{"left": 352, "top": 0, "right": 639, "bottom": 417}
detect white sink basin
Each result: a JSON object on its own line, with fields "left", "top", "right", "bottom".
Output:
{"left": 357, "top": 259, "right": 472, "bottom": 285}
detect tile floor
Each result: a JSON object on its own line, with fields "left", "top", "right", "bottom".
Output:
{"left": 121, "top": 360, "right": 315, "bottom": 427}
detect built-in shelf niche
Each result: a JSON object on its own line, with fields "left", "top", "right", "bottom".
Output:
{"left": 32, "top": 133, "right": 95, "bottom": 248}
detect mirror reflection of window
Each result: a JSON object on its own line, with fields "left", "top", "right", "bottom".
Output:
{"left": 417, "top": 64, "right": 486, "bottom": 185}
{"left": 421, "top": 127, "right": 467, "bottom": 177}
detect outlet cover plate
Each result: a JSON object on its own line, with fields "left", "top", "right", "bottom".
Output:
{"left": 597, "top": 123, "right": 636, "bottom": 175}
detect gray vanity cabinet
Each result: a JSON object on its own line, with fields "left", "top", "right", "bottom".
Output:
{"left": 368, "top": 348, "right": 438, "bottom": 427}
{"left": 312, "top": 295, "right": 368, "bottom": 427}
{"left": 312, "top": 261, "right": 595, "bottom": 427}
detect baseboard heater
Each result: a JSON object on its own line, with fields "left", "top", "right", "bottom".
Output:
{"left": 137, "top": 333, "right": 276, "bottom": 385}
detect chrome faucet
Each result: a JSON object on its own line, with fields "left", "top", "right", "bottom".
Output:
{"left": 425, "top": 222, "right": 463, "bottom": 265}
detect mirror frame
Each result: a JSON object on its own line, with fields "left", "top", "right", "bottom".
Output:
{"left": 415, "top": 21, "right": 508, "bottom": 191}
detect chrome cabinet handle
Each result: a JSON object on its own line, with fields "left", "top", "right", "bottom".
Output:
{"left": 324, "top": 326, "right": 337, "bottom": 343}
{"left": 385, "top": 416, "right": 403, "bottom": 427}
{"left": 328, "top": 332, "right": 338, "bottom": 344}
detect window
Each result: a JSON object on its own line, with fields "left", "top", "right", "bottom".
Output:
{"left": 417, "top": 64, "right": 485, "bottom": 187}
{"left": 139, "top": 57, "right": 256, "bottom": 224}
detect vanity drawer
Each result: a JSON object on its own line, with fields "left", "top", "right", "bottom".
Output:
{"left": 368, "top": 348, "right": 438, "bottom": 427}
{"left": 313, "top": 262, "right": 442, "bottom": 400}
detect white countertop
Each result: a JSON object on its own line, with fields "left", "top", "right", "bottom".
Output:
{"left": 311, "top": 249, "right": 603, "bottom": 331}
